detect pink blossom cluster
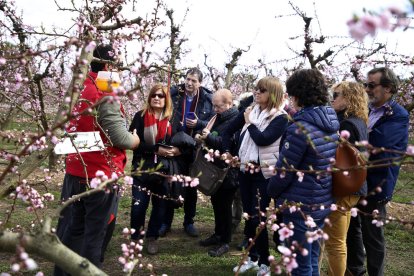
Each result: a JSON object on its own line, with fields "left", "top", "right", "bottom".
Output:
{"left": 348, "top": 7, "right": 411, "bottom": 41}
{"left": 9, "top": 245, "right": 39, "bottom": 273}
{"left": 118, "top": 228, "right": 144, "bottom": 273}
{"left": 170, "top": 174, "right": 199, "bottom": 188}
{"left": 12, "top": 181, "right": 54, "bottom": 211}
{"left": 90, "top": 170, "right": 109, "bottom": 189}
{"left": 275, "top": 245, "right": 299, "bottom": 273}
{"left": 278, "top": 223, "right": 295, "bottom": 241}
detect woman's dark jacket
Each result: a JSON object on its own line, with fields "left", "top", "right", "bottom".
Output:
{"left": 336, "top": 110, "right": 368, "bottom": 196}
{"left": 129, "top": 110, "right": 171, "bottom": 171}
{"left": 203, "top": 107, "right": 239, "bottom": 189}
{"left": 267, "top": 106, "right": 339, "bottom": 219}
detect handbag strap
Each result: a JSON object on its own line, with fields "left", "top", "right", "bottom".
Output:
{"left": 205, "top": 114, "right": 217, "bottom": 131}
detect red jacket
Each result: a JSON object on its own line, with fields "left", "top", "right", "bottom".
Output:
{"left": 65, "top": 72, "right": 127, "bottom": 179}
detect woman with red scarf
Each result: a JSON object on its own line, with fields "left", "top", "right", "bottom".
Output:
{"left": 129, "top": 84, "right": 179, "bottom": 255}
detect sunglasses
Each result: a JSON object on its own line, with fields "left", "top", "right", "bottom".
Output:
{"left": 151, "top": 93, "right": 166, "bottom": 99}
{"left": 363, "top": 82, "right": 381, "bottom": 89}
{"left": 255, "top": 87, "right": 267, "bottom": 93}
{"left": 332, "top": 91, "right": 341, "bottom": 100}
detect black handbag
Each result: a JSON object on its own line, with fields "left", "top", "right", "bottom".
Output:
{"left": 189, "top": 147, "right": 229, "bottom": 196}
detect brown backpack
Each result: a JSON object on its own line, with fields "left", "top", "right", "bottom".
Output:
{"left": 332, "top": 139, "right": 367, "bottom": 197}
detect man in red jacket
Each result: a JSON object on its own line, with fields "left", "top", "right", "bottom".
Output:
{"left": 54, "top": 44, "right": 140, "bottom": 275}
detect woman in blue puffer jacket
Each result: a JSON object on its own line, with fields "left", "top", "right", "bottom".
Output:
{"left": 268, "top": 69, "right": 339, "bottom": 276}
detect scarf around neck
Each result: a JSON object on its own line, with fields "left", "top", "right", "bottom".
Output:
{"left": 143, "top": 110, "right": 171, "bottom": 145}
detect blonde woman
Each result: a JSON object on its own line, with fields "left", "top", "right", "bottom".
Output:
{"left": 323, "top": 81, "right": 368, "bottom": 276}
{"left": 222, "top": 77, "right": 289, "bottom": 276}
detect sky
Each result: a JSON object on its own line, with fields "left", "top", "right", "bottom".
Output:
{"left": 13, "top": 0, "right": 414, "bottom": 74}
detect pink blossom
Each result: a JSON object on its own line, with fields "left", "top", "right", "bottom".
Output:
{"left": 95, "top": 170, "right": 105, "bottom": 177}
{"left": 85, "top": 41, "right": 96, "bottom": 53}
{"left": 350, "top": 207, "right": 358, "bottom": 217}
{"left": 340, "top": 130, "right": 351, "bottom": 140}
{"left": 278, "top": 226, "right": 294, "bottom": 241}
{"left": 277, "top": 245, "right": 292, "bottom": 256}
{"left": 111, "top": 172, "right": 119, "bottom": 180}
{"left": 406, "top": 145, "right": 414, "bottom": 156}
{"left": 271, "top": 223, "right": 280, "bottom": 232}
{"left": 123, "top": 176, "right": 133, "bottom": 185}
{"left": 90, "top": 178, "right": 101, "bottom": 189}
{"left": 330, "top": 204, "right": 337, "bottom": 211}
{"left": 296, "top": 171, "right": 304, "bottom": 182}
{"left": 360, "top": 15, "right": 381, "bottom": 35}
{"left": 348, "top": 21, "right": 368, "bottom": 41}
{"left": 0, "top": 57, "right": 6, "bottom": 65}
{"left": 378, "top": 11, "right": 391, "bottom": 29}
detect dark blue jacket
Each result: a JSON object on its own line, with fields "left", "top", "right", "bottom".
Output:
{"left": 367, "top": 100, "right": 409, "bottom": 201}
{"left": 170, "top": 84, "right": 215, "bottom": 133}
{"left": 267, "top": 106, "right": 339, "bottom": 219}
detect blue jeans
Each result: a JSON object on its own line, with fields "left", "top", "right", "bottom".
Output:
{"left": 130, "top": 174, "right": 167, "bottom": 240}
{"left": 239, "top": 171, "right": 270, "bottom": 266}
{"left": 283, "top": 215, "right": 325, "bottom": 276}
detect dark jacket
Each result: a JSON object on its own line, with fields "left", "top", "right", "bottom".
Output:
{"left": 204, "top": 107, "right": 239, "bottom": 189}
{"left": 367, "top": 100, "right": 409, "bottom": 201}
{"left": 337, "top": 111, "right": 368, "bottom": 196}
{"left": 267, "top": 106, "right": 339, "bottom": 219}
{"left": 129, "top": 110, "right": 172, "bottom": 170}
{"left": 170, "top": 84, "right": 215, "bottom": 133}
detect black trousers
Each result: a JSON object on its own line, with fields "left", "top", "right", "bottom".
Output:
{"left": 238, "top": 171, "right": 270, "bottom": 266}
{"left": 211, "top": 185, "right": 237, "bottom": 244}
{"left": 54, "top": 174, "right": 116, "bottom": 275}
{"left": 163, "top": 186, "right": 197, "bottom": 227}
{"left": 347, "top": 199, "right": 387, "bottom": 276}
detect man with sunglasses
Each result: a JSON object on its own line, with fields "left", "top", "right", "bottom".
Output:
{"left": 159, "top": 67, "right": 215, "bottom": 238}
{"left": 347, "top": 67, "right": 409, "bottom": 276}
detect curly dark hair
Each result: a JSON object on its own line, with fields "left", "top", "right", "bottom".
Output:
{"left": 286, "top": 69, "right": 330, "bottom": 107}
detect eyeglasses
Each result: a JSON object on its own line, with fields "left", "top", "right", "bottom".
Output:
{"left": 151, "top": 93, "right": 166, "bottom": 99}
{"left": 255, "top": 87, "right": 267, "bottom": 93}
{"left": 332, "top": 91, "right": 341, "bottom": 100}
{"left": 363, "top": 82, "right": 382, "bottom": 90}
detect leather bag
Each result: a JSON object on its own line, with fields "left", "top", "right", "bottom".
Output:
{"left": 189, "top": 147, "right": 229, "bottom": 196}
{"left": 332, "top": 140, "right": 367, "bottom": 197}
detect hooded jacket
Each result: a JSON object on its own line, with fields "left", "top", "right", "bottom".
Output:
{"left": 268, "top": 106, "right": 339, "bottom": 219}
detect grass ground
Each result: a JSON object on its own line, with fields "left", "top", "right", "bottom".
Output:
{"left": 0, "top": 150, "right": 413, "bottom": 275}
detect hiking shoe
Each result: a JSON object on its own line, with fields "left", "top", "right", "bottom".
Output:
{"left": 146, "top": 237, "right": 158, "bottom": 255}
{"left": 199, "top": 234, "right": 220, "bottom": 247}
{"left": 257, "top": 264, "right": 271, "bottom": 276}
{"left": 158, "top": 224, "right": 171, "bottom": 237}
{"left": 237, "top": 237, "right": 249, "bottom": 251}
{"left": 184, "top": 224, "right": 199, "bottom": 237}
{"left": 233, "top": 257, "right": 259, "bottom": 273}
{"left": 208, "top": 244, "right": 229, "bottom": 257}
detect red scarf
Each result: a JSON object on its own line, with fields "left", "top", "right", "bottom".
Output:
{"left": 143, "top": 110, "right": 171, "bottom": 145}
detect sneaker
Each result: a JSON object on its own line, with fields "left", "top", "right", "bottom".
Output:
{"left": 184, "top": 224, "right": 199, "bottom": 237}
{"left": 233, "top": 257, "right": 259, "bottom": 273}
{"left": 257, "top": 264, "right": 271, "bottom": 276}
{"left": 158, "top": 224, "right": 171, "bottom": 237}
{"left": 199, "top": 234, "right": 220, "bottom": 247}
{"left": 237, "top": 237, "right": 249, "bottom": 251}
{"left": 146, "top": 237, "right": 158, "bottom": 255}
{"left": 208, "top": 244, "right": 229, "bottom": 257}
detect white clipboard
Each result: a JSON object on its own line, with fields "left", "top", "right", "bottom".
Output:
{"left": 54, "top": 131, "right": 104, "bottom": 155}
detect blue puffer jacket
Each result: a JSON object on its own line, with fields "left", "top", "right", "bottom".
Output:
{"left": 367, "top": 100, "right": 409, "bottom": 202}
{"left": 268, "top": 106, "right": 339, "bottom": 219}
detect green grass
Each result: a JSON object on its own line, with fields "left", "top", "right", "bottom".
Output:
{"left": 0, "top": 164, "right": 413, "bottom": 275}
{"left": 393, "top": 169, "right": 414, "bottom": 203}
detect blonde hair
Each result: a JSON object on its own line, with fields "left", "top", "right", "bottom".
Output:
{"left": 332, "top": 81, "right": 369, "bottom": 124}
{"left": 256, "top": 77, "right": 284, "bottom": 111}
{"left": 142, "top": 84, "right": 173, "bottom": 119}
{"left": 213, "top": 89, "right": 233, "bottom": 104}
